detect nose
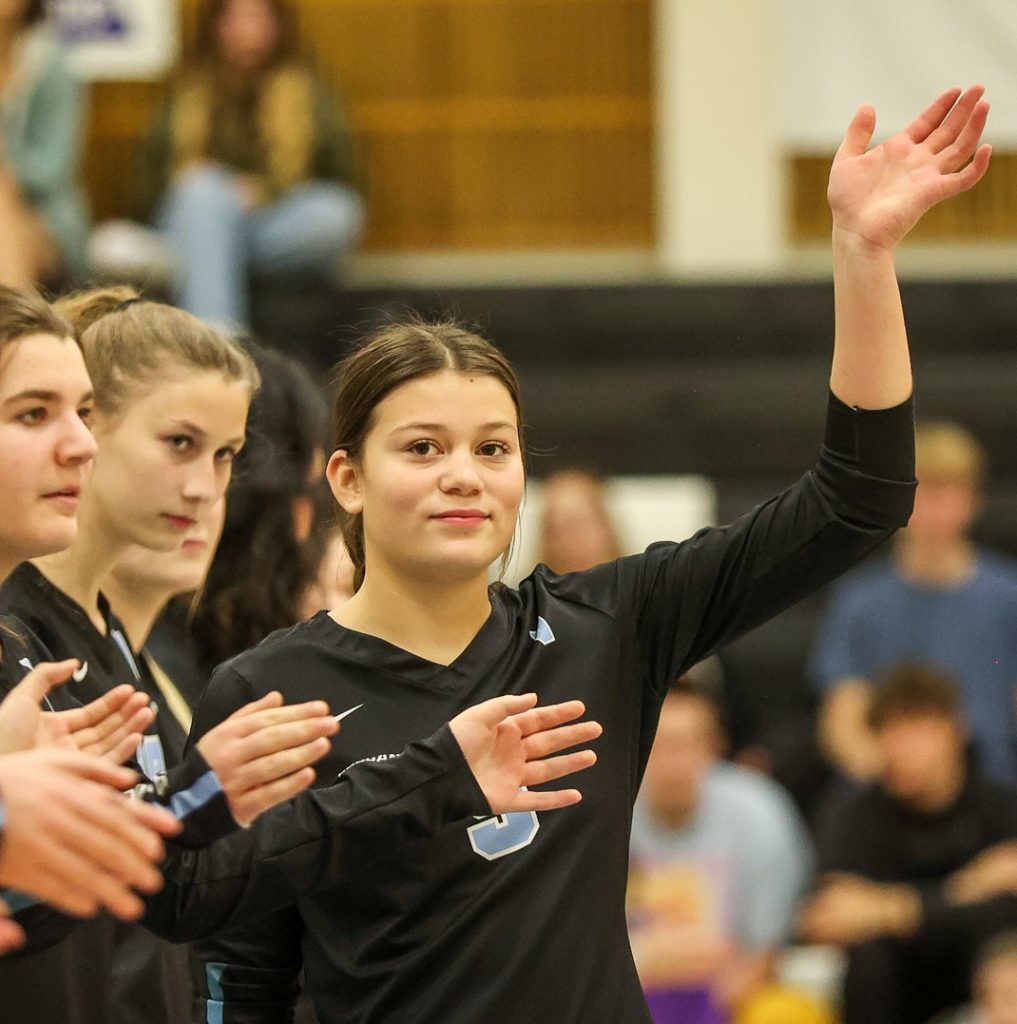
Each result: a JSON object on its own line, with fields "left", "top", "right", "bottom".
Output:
{"left": 181, "top": 455, "right": 227, "bottom": 505}
{"left": 57, "top": 413, "right": 98, "bottom": 466}
{"left": 439, "top": 448, "right": 483, "bottom": 495}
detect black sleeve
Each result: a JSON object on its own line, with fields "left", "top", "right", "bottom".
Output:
{"left": 566, "top": 392, "right": 915, "bottom": 696}
{"left": 193, "top": 906, "right": 303, "bottom": 1024}
{"left": 143, "top": 659, "right": 488, "bottom": 942}
{"left": 145, "top": 724, "right": 485, "bottom": 942}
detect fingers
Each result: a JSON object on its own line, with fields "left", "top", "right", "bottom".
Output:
{"left": 122, "top": 798, "right": 183, "bottom": 838}
{"left": 521, "top": 720, "right": 602, "bottom": 761}
{"left": 45, "top": 748, "right": 140, "bottom": 790}
{"left": 66, "top": 789, "right": 169, "bottom": 888}
{"left": 506, "top": 787, "right": 583, "bottom": 812}
{"left": 63, "top": 684, "right": 138, "bottom": 732}
{"left": 835, "top": 104, "right": 876, "bottom": 161}
{"left": 0, "top": 916, "right": 25, "bottom": 955}
{"left": 227, "top": 700, "right": 333, "bottom": 740}
{"left": 926, "top": 85, "right": 985, "bottom": 153}
{"left": 226, "top": 691, "right": 285, "bottom": 721}
{"left": 509, "top": 700, "right": 587, "bottom": 738}
{"left": 944, "top": 143, "right": 992, "bottom": 196}
{"left": 227, "top": 735, "right": 332, "bottom": 794}
{"left": 229, "top": 767, "right": 316, "bottom": 826}
{"left": 9, "top": 659, "right": 79, "bottom": 705}
{"left": 904, "top": 86, "right": 963, "bottom": 143}
{"left": 458, "top": 693, "right": 539, "bottom": 730}
{"left": 66, "top": 690, "right": 154, "bottom": 757}
{"left": 105, "top": 732, "right": 143, "bottom": 766}
{"left": 521, "top": 749, "right": 597, "bottom": 788}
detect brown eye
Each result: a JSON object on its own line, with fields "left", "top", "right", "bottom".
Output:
{"left": 478, "top": 441, "right": 510, "bottom": 457}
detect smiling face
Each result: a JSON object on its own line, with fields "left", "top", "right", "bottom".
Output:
{"left": 87, "top": 367, "right": 250, "bottom": 553}
{"left": 0, "top": 333, "right": 97, "bottom": 577}
{"left": 328, "top": 370, "right": 525, "bottom": 588}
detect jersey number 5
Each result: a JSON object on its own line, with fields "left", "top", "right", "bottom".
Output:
{"left": 467, "top": 811, "right": 539, "bottom": 861}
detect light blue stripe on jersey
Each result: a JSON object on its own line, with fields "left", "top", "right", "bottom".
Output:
{"left": 205, "top": 962, "right": 226, "bottom": 1024}
{"left": 2, "top": 889, "right": 39, "bottom": 913}
{"left": 169, "top": 770, "right": 222, "bottom": 820}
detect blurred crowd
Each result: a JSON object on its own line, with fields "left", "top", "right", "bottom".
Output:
{"left": 539, "top": 431, "right": 1017, "bottom": 1024}
{"left": 0, "top": 0, "right": 363, "bottom": 327}
{"left": 1, "top": 2, "right": 1016, "bottom": 1024}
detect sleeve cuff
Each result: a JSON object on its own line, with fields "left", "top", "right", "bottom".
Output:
{"left": 159, "top": 748, "right": 237, "bottom": 849}
{"left": 825, "top": 390, "right": 916, "bottom": 482}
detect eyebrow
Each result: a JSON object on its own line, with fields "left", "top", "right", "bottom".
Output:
{"left": 168, "top": 420, "right": 246, "bottom": 448}
{"left": 2, "top": 388, "right": 94, "bottom": 407}
{"left": 392, "top": 421, "right": 517, "bottom": 434}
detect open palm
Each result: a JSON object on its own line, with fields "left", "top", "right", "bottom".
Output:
{"left": 828, "top": 85, "right": 991, "bottom": 251}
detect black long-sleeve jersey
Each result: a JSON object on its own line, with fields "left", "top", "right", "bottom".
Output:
{"left": 0, "top": 565, "right": 221, "bottom": 1024}
{"left": 188, "top": 393, "right": 916, "bottom": 1024}
{"left": 0, "top": 612, "right": 498, "bottom": 1024}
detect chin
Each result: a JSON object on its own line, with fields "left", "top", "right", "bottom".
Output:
{"left": 32, "top": 525, "right": 78, "bottom": 557}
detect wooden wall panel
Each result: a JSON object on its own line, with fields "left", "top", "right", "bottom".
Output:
{"left": 790, "top": 153, "right": 1017, "bottom": 242}
{"left": 84, "top": 0, "right": 655, "bottom": 249}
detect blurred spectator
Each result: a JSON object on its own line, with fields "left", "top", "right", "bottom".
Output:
{"left": 801, "top": 665, "right": 1017, "bottom": 1024}
{"left": 0, "top": 0, "right": 88, "bottom": 287}
{"left": 538, "top": 467, "right": 623, "bottom": 574}
{"left": 135, "top": 0, "right": 364, "bottom": 328}
{"left": 810, "top": 421, "right": 1017, "bottom": 785}
{"left": 629, "top": 676, "right": 815, "bottom": 1024}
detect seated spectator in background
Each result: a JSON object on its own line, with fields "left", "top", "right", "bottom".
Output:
{"left": 802, "top": 665, "right": 1017, "bottom": 1024}
{"left": 810, "top": 421, "right": 1017, "bottom": 785}
{"left": 135, "top": 0, "right": 364, "bottom": 329}
{"left": 0, "top": 0, "right": 88, "bottom": 287}
{"left": 538, "top": 467, "right": 623, "bottom": 575}
{"left": 629, "top": 676, "right": 815, "bottom": 1024}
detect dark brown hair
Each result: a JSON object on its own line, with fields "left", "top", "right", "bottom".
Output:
{"left": 54, "top": 287, "right": 260, "bottom": 417}
{"left": 868, "top": 663, "right": 962, "bottom": 731}
{"left": 192, "top": 0, "right": 302, "bottom": 71}
{"left": 191, "top": 341, "right": 327, "bottom": 670}
{"left": 0, "top": 285, "right": 78, "bottom": 355}
{"left": 329, "top": 317, "right": 524, "bottom": 592}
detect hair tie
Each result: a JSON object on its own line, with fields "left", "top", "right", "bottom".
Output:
{"left": 114, "top": 297, "right": 145, "bottom": 314}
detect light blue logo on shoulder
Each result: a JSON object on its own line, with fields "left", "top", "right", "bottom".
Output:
{"left": 528, "top": 616, "right": 555, "bottom": 646}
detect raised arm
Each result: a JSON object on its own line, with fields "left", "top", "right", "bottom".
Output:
{"left": 828, "top": 85, "right": 990, "bottom": 409}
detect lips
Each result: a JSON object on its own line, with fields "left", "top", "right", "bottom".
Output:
{"left": 42, "top": 486, "right": 81, "bottom": 510}
{"left": 431, "top": 509, "right": 490, "bottom": 526}
{"left": 162, "top": 514, "right": 199, "bottom": 531}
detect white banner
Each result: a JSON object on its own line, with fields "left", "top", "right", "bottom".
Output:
{"left": 48, "top": 0, "right": 179, "bottom": 81}
{"left": 779, "top": 0, "right": 1017, "bottom": 149}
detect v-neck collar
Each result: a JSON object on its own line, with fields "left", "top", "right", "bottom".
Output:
{"left": 309, "top": 586, "right": 513, "bottom": 692}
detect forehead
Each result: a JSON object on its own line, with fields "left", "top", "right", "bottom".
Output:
{"left": 0, "top": 332, "right": 89, "bottom": 396}
{"left": 372, "top": 370, "right": 519, "bottom": 432}
{"left": 126, "top": 367, "right": 250, "bottom": 413}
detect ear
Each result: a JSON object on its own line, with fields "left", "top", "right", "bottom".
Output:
{"left": 326, "top": 449, "right": 363, "bottom": 515}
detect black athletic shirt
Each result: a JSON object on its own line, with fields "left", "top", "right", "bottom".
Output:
{"left": 1, "top": 562, "right": 188, "bottom": 764}
{"left": 188, "top": 393, "right": 917, "bottom": 1024}
{"left": 0, "top": 613, "right": 501, "bottom": 1023}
